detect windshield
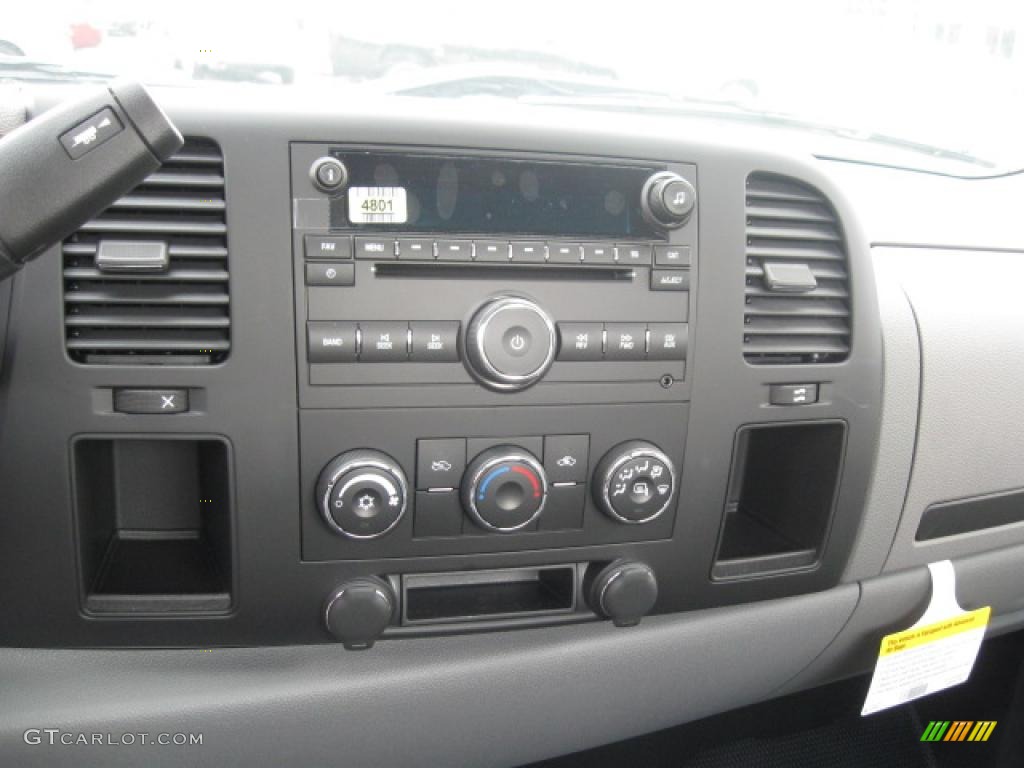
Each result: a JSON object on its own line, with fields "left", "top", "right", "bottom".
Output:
{"left": 5, "top": 0, "right": 1024, "bottom": 173}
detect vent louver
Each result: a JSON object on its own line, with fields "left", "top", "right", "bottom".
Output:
{"left": 743, "top": 172, "right": 850, "bottom": 364}
{"left": 62, "top": 139, "right": 230, "bottom": 365}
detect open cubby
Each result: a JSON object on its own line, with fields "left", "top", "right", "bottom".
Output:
{"left": 73, "top": 437, "right": 233, "bottom": 614}
{"left": 712, "top": 421, "right": 846, "bottom": 580}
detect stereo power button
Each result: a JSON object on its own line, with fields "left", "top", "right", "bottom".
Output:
{"left": 465, "top": 296, "right": 556, "bottom": 391}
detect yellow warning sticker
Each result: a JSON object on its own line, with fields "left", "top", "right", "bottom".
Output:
{"left": 862, "top": 561, "right": 992, "bottom": 716}
{"left": 880, "top": 608, "right": 991, "bottom": 656}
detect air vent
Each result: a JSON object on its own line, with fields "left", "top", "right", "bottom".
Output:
{"left": 743, "top": 172, "right": 850, "bottom": 364}
{"left": 62, "top": 139, "right": 229, "bottom": 365}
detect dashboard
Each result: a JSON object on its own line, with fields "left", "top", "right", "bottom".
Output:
{"left": 1, "top": 84, "right": 1023, "bottom": 766}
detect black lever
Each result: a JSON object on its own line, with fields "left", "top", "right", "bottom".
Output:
{"left": 0, "top": 80, "right": 183, "bottom": 281}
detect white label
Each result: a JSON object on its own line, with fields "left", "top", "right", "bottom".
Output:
{"left": 348, "top": 187, "right": 408, "bottom": 224}
{"left": 861, "top": 561, "right": 990, "bottom": 716}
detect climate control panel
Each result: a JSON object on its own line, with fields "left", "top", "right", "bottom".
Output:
{"left": 306, "top": 420, "right": 683, "bottom": 564}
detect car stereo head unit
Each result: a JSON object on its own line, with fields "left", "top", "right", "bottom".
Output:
{"left": 290, "top": 143, "right": 698, "bottom": 408}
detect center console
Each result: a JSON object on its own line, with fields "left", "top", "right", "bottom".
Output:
{"left": 284, "top": 142, "right": 879, "bottom": 647}
{"left": 0, "top": 104, "right": 883, "bottom": 650}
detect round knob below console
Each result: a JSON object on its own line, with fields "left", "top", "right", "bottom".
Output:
{"left": 465, "top": 296, "right": 556, "bottom": 391}
{"left": 593, "top": 440, "right": 676, "bottom": 524}
{"left": 316, "top": 450, "right": 408, "bottom": 539}
{"left": 324, "top": 576, "right": 396, "bottom": 649}
{"left": 462, "top": 446, "right": 548, "bottom": 532}
{"left": 587, "top": 560, "right": 658, "bottom": 627}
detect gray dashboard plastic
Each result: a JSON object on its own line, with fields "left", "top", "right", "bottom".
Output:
{"left": 0, "top": 585, "right": 858, "bottom": 768}
{"left": 841, "top": 252, "right": 921, "bottom": 581}
{"left": 2, "top": 84, "right": 1023, "bottom": 766}
{"left": 880, "top": 247, "right": 1024, "bottom": 568}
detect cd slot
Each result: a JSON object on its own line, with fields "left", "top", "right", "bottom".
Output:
{"left": 373, "top": 262, "right": 635, "bottom": 282}
{"left": 401, "top": 565, "right": 577, "bottom": 624}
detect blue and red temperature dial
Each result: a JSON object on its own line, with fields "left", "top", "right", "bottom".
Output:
{"left": 462, "top": 447, "right": 548, "bottom": 532}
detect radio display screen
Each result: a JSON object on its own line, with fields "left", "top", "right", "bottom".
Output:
{"left": 329, "top": 150, "right": 663, "bottom": 239}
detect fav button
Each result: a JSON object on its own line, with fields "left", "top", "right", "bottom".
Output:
{"left": 304, "top": 235, "right": 353, "bottom": 260}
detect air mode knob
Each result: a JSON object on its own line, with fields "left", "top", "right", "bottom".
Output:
{"left": 586, "top": 560, "right": 659, "bottom": 627}
{"left": 316, "top": 449, "right": 409, "bottom": 539}
{"left": 641, "top": 171, "right": 696, "bottom": 229}
{"left": 462, "top": 446, "right": 548, "bottom": 532}
{"left": 465, "top": 296, "right": 557, "bottom": 391}
{"left": 593, "top": 441, "right": 676, "bottom": 524}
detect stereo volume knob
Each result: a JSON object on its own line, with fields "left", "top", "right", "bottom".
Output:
{"left": 316, "top": 449, "right": 408, "bottom": 539}
{"left": 462, "top": 446, "right": 548, "bottom": 532}
{"left": 641, "top": 171, "right": 696, "bottom": 229}
{"left": 465, "top": 296, "right": 556, "bottom": 391}
{"left": 593, "top": 440, "right": 676, "bottom": 524}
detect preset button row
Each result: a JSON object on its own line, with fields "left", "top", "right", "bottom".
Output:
{"left": 339, "top": 237, "right": 692, "bottom": 267}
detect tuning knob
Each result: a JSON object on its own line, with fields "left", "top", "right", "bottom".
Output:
{"left": 462, "top": 446, "right": 548, "bottom": 532}
{"left": 587, "top": 560, "right": 658, "bottom": 627}
{"left": 593, "top": 440, "right": 676, "bottom": 524}
{"left": 316, "top": 449, "right": 408, "bottom": 539}
{"left": 465, "top": 296, "right": 557, "bottom": 391}
{"left": 641, "top": 171, "right": 696, "bottom": 229}
{"left": 324, "top": 576, "right": 396, "bottom": 650}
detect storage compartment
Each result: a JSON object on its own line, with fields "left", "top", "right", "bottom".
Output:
{"left": 402, "top": 566, "right": 576, "bottom": 624}
{"left": 73, "top": 437, "right": 233, "bottom": 613}
{"left": 713, "top": 421, "right": 846, "bottom": 580}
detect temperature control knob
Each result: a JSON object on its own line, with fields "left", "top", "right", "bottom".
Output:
{"left": 462, "top": 446, "right": 548, "bottom": 532}
{"left": 593, "top": 441, "right": 676, "bottom": 524}
{"left": 465, "top": 296, "right": 557, "bottom": 391}
{"left": 316, "top": 449, "right": 408, "bottom": 539}
{"left": 641, "top": 171, "right": 696, "bottom": 229}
